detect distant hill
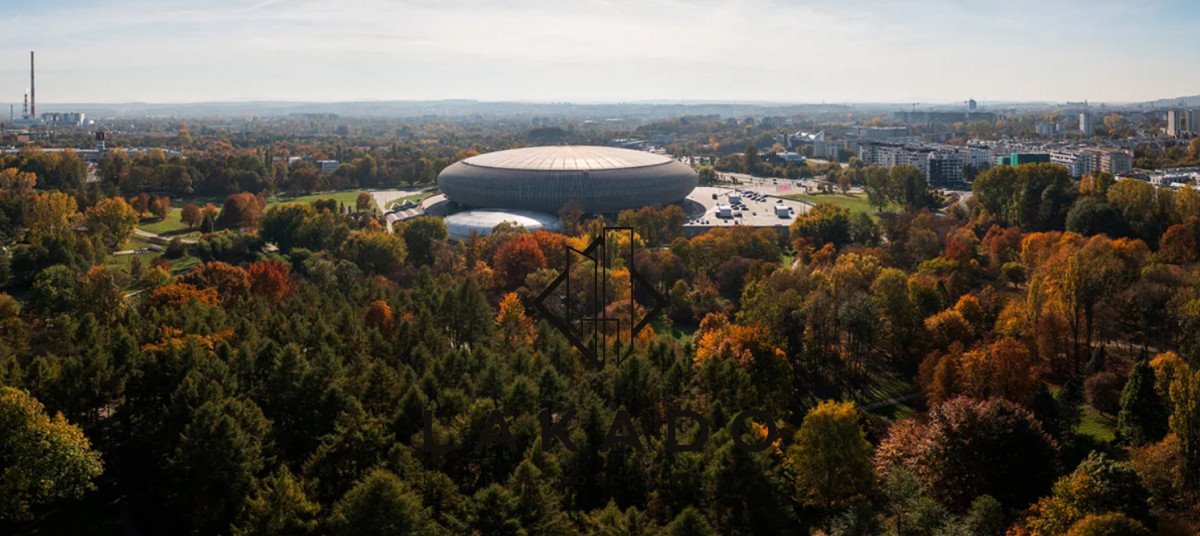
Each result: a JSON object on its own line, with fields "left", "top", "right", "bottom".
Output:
{"left": 30, "top": 99, "right": 856, "bottom": 120}
{"left": 1141, "top": 95, "right": 1200, "bottom": 108}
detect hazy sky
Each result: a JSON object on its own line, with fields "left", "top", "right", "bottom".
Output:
{"left": 1, "top": 0, "right": 1197, "bottom": 104}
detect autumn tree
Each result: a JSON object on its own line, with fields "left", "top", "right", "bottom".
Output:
{"left": 85, "top": 196, "right": 139, "bottom": 250}
{"left": 23, "top": 191, "right": 78, "bottom": 238}
{"left": 875, "top": 397, "right": 1058, "bottom": 510}
{"left": 181, "top": 203, "right": 203, "bottom": 229}
{"left": 1022, "top": 453, "right": 1151, "bottom": 535}
{"left": 496, "top": 292, "right": 535, "bottom": 347}
{"left": 1064, "top": 513, "right": 1151, "bottom": 536}
{"left": 217, "top": 192, "right": 264, "bottom": 230}
{"left": 247, "top": 259, "right": 293, "bottom": 302}
{"left": 787, "top": 400, "right": 874, "bottom": 510}
{"left": 146, "top": 282, "right": 219, "bottom": 309}
{"left": 0, "top": 387, "right": 104, "bottom": 521}
{"left": 181, "top": 261, "right": 251, "bottom": 303}
{"left": 956, "top": 337, "right": 1040, "bottom": 405}
{"left": 149, "top": 195, "right": 171, "bottom": 221}
{"left": 492, "top": 234, "right": 547, "bottom": 288}
{"left": 365, "top": 299, "right": 394, "bottom": 331}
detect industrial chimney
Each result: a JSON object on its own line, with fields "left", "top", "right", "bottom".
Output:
{"left": 29, "top": 51, "right": 35, "bottom": 119}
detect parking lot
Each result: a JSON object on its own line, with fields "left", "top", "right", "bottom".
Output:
{"left": 682, "top": 186, "right": 811, "bottom": 231}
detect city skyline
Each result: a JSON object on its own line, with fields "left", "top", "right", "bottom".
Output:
{"left": 0, "top": 0, "right": 1198, "bottom": 105}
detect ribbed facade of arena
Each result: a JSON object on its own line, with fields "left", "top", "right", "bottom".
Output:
{"left": 437, "top": 145, "right": 698, "bottom": 214}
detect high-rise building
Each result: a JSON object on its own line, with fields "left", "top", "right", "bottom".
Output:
{"left": 1168, "top": 110, "right": 1182, "bottom": 137}
{"left": 1079, "top": 113, "right": 1093, "bottom": 136}
{"left": 1188, "top": 110, "right": 1200, "bottom": 135}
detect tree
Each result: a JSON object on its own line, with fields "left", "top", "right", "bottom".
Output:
{"left": 787, "top": 400, "right": 874, "bottom": 509}
{"left": 217, "top": 192, "right": 264, "bottom": 230}
{"left": 181, "top": 261, "right": 252, "bottom": 303}
{"left": 664, "top": 507, "right": 717, "bottom": 536}
{"left": 1085, "top": 371, "right": 1125, "bottom": 416}
{"left": 1117, "top": 358, "right": 1169, "bottom": 446}
{"left": 181, "top": 203, "right": 203, "bottom": 229}
{"left": 365, "top": 299, "right": 394, "bottom": 331}
{"left": 149, "top": 195, "right": 171, "bottom": 221}
{"left": 339, "top": 231, "right": 407, "bottom": 276}
{"left": 200, "top": 211, "right": 216, "bottom": 233}
{"left": 355, "top": 192, "right": 374, "bottom": 213}
{"left": 23, "top": 191, "right": 78, "bottom": 238}
{"left": 168, "top": 397, "right": 270, "bottom": 534}
{"left": 492, "top": 234, "right": 546, "bottom": 288}
{"left": 1064, "top": 513, "right": 1151, "bottom": 536}
{"left": 328, "top": 469, "right": 437, "bottom": 536}
{"left": 247, "top": 259, "right": 293, "bottom": 302}
{"left": 400, "top": 216, "right": 448, "bottom": 267}
{"left": 1066, "top": 197, "right": 1131, "bottom": 238}
{"left": 84, "top": 196, "right": 139, "bottom": 250}
{"left": 1168, "top": 367, "right": 1200, "bottom": 489}
{"left": 0, "top": 387, "right": 103, "bottom": 521}
{"left": 1023, "top": 453, "right": 1151, "bottom": 535}
{"left": 30, "top": 264, "right": 80, "bottom": 317}
{"left": 789, "top": 203, "right": 851, "bottom": 250}
{"left": 232, "top": 466, "right": 319, "bottom": 536}
{"left": 891, "top": 164, "right": 931, "bottom": 209}
{"left": 743, "top": 143, "right": 759, "bottom": 174}
{"left": 496, "top": 292, "right": 535, "bottom": 347}
{"left": 507, "top": 459, "right": 571, "bottom": 534}
{"left": 956, "top": 337, "right": 1040, "bottom": 405}
{"left": 875, "top": 397, "right": 1058, "bottom": 510}
{"left": 1158, "top": 219, "right": 1199, "bottom": 264}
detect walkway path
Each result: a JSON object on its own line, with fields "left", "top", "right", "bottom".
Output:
{"left": 134, "top": 228, "right": 198, "bottom": 245}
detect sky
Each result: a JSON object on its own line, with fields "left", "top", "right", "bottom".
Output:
{"left": 0, "top": 0, "right": 1197, "bottom": 105}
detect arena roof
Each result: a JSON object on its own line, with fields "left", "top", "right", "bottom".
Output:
{"left": 443, "top": 209, "right": 562, "bottom": 240}
{"left": 461, "top": 145, "right": 673, "bottom": 171}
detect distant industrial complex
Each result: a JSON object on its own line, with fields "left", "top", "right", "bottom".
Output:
{"left": 5, "top": 51, "right": 89, "bottom": 128}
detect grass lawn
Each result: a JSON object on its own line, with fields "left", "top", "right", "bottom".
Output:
{"left": 137, "top": 189, "right": 369, "bottom": 237}
{"left": 268, "top": 190, "right": 365, "bottom": 207}
{"left": 103, "top": 250, "right": 199, "bottom": 276}
{"left": 1078, "top": 405, "right": 1116, "bottom": 443}
{"left": 784, "top": 192, "right": 893, "bottom": 218}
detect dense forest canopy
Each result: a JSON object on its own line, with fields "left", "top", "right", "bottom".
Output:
{"left": 0, "top": 120, "right": 1198, "bottom": 535}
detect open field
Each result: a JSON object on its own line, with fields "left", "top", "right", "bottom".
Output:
{"left": 783, "top": 192, "right": 893, "bottom": 217}
{"left": 135, "top": 189, "right": 371, "bottom": 237}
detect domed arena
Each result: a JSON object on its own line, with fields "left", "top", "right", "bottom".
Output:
{"left": 437, "top": 145, "right": 698, "bottom": 214}
{"left": 443, "top": 209, "right": 563, "bottom": 240}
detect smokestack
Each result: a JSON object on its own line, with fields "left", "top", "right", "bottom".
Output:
{"left": 30, "top": 51, "right": 35, "bottom": 118}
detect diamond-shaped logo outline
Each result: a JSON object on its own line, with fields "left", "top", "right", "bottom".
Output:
{"left": 531, "top": 226, "right": 667, "bottom": 369}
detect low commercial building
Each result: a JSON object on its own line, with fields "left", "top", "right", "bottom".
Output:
{"left": 995, "top": 153, "right": 1051, "bottom": 166}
